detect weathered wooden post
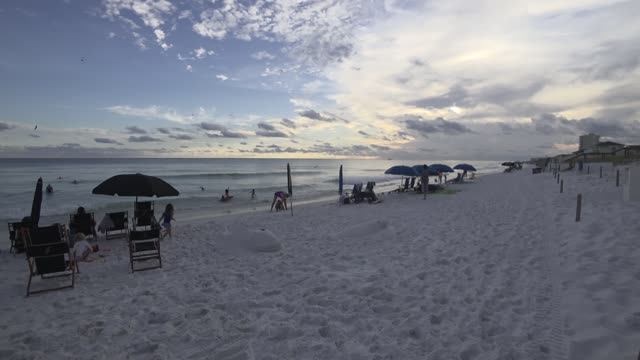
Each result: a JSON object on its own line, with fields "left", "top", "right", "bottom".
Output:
{"left": 600, "top": 166, "right": 602, "bottom": 178}
{"left": 616, "top": 169, "right": 620, "bottom": 187}
{"left": 576, "top": 193, "right": 582, "bottom": 222}
{"left": 587, "top": 166, "right": 590, "bottom": 175}
{"left": 560, "top": 179, "right": 564, "bottom": 193}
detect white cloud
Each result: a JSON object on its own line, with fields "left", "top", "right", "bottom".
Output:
{"left": 216, "top": 74, "right": 229, "bottom": 81}
{"left": 107, "top": 32, "right": 116, "bottom": 39}
{"left": 251, "top": 51, "right": 276, "bottom": 60}
{"left": 103, "top": 0, "right": 175, "bottom": 50}
{"left": 186, "top": 64, "right": 193, "bottom": 72}
{"left": 105, "top": 105, "right": 193, "bottom": 124}
{"left": 289, "top": 98, "right": 315, "bottom": 108}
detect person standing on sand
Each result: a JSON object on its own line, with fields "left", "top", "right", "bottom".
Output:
{"left": 159, "top": 204, "right": 175, "bottom": 239}
{"left": 270, "top": 191, "right": 288, "bottom": 211}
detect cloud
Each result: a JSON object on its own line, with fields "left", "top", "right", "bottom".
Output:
{"left": 358, "top": 130, "right": 370, "bottom": 137}
{"left": 289, "top": 98, "right": 315, "bottom": 108}
{"left": 194, "top": 47, "right": 214, "bottom": 59}
{"left": 94, "top": 137, "right": 123, "bottom": 145}
{"left": 256, "top": 130, "right": 289, "bottom": 138}
{"left": 103, "top": 0, "right": 175, "bottom": 50}
{"left": 216, "top": 74, "right": 229, "bottom": 81}
{"left": 280, "top": 118, "right": 296, "bottom": 128}
{"left": 29, "top": 134, "right": 40, "bottom": 138}
{"left": 169, "top": 134, "right": 195, "bottom": 140}
{"left": 297, "top": 109, "right": 336, "bottom": 122}
{"left": 251, "top": 51, "right": 276, "bottom": 60}
{"left": 157, "top": 127, "right": 170, "bottom": 134}
{"left": 105, "top": 105, "right": 191, "bottom": 124}
{"left": 125, "top": 125, "right": 147, "bottom": 134}
{"left": 404, "top": 116, "right": 472, "bottom": 136}
{"left": 191, "top": 1, "right": 373, "bottom": 67}
{"left": 1, "top": 143, "right": 171, "bottom": 158}
{"left": 186, "top": 64, "right": 193, "bottom": 72}
{"left": 198, "top": 122, "right": 247, "bottom": 138}
{"left": 0, "top": 122, "right": 14, "bottom": 131}
{"left": 257, "top": 122, "right": 275, "bottom": 131}
{"left": 128, "top": 135, "right": 162, "bottom": 142}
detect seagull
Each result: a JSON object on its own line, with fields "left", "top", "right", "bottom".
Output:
{"left": 34, "top": 125, "right": 37, "bottom": 130}
{"left": 80, "top": 57, "right": 85, "bottom": 62}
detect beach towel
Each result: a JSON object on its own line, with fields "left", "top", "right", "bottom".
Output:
{"left": 98, "top": 214, "right": 114, "bottom": 233}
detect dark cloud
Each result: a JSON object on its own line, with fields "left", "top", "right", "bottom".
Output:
{"left": 180, "top": 145, "right": 189, "bottom": 148}
{"left": 257, "top": 122, "right": 276, "bottom": 131}
{"left": 240, "top": 142, "right": 248, "bottom": 145}
{"left": 199, "top": 122, "right": 247, "bottom": 138}
{"left": 29, "top": 134, "right": 40, "bottom": 138}
{"left": 371, "top": 144, "right": 391, "bottom": 151}
{"left": 169, "top": 134, "right": 195, "bottom": 140}
{"left": 0, "top": 122, "right": 14, "bottom": 131}
{"left": 297, "top": 109, "right": 336, "bottom": 122}
{"left": 157, "top": 127, "right": 171, "bottom": 134}
{"left": 404, "top": 116, "right": 472, "bottom": 136}
{"left": 290, "top": 139, "right": 299, "bottom": 144}
{"left": 249, "top": 143, "right": 380, "bottom": 157}
{"left": 95, "top": 137, "right": 123, "bottom": 145}
{"left": 128, "top": 135, "right": 163, "bottom": 142}
{"left": 572, "top": 39, "right": 640, "bottom": 81}
{"left": 125, "top": 126, "right": 147, "bottom": 134}
{"left": 281, "top": 118, "right": 296, "bottom": 128}
{"left": 256, "top": 130, "right": 289, "bottom": 138}
{"left": 407, "top": 85, "right": 473, "bottom": 109}
{"left": 358, "top": 130, "right": 370, "bottom": 137}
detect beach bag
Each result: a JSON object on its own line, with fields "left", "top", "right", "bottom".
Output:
{"left": 73, "top": 240, "right": 93, "bottom": 262}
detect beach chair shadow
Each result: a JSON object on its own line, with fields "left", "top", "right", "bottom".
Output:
{"left": 105, "top": 211, "right": 129, "bottom": 240}
{"left": 23, "top": 224, "right": 76, "bottom": 296}
{"left": 129, "top": 229, "right": 162, "bottom": 272}
{"left": 133, "top": 201, "right": 155, "bottom": 230}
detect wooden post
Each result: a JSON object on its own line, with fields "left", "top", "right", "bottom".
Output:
{"left": 616, "top": 169, "right": 620, "bottom": 187}
{"left": 587, "top": 166, "right": 590, "bottom": 175}
{"left": 560, "top": 179, "right": 564, "bottom": 193}
{"left": 557, "top": 172, "right": 560, "bottom": 184}
{"left": 576, "top": 193, "right": 582, "bottom": 222}
{"left": 600, "top": 166, "right": 602, "bottom": 178}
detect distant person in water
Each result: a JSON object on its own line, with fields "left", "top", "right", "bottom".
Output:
{"left": 46, "top": 184, "right": 53, "bottom": 194}
{"left": 221, "top": 188, "right": 232, "bottom": 201}
{"left": 251, "top": 189, "right": 256, "bottom": 200}
{"left": 270, "top": 191, "right": 289, "bottom": 211}
{"left": 72, "top": 180, "right": 78, "bottom": 184}
{"left": 200, "top": 186, "right": 205, "bottom": 191}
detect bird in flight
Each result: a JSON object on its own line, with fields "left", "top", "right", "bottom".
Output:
{"left": 34, "top": 125, "right": 37, "bottom": 130}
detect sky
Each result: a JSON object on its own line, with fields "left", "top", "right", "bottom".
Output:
{"left": 0, "top": 0, "right": 638, "bottom": 159}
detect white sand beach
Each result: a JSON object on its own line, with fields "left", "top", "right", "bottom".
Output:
{"left": 2, "top": 166, "right": 640, "bottom": 359}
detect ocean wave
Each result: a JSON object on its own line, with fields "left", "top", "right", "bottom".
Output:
{"left": 163, "top": 171, "right": 325, "bottom": 180}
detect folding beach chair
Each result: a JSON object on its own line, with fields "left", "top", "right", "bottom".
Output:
{"left": 8, "top": 221, "right": 26, "bottom": 253}
{"left": 133, "top": 201, "right": 155, "bottom": 230}
{"left": 105, "top": 211, "right": 129, "bottom": 240}
{"left": 355, "top": 182, "right": 379, "bottom": 203}
{"left": 69, "top": 212, "right": 96, "bottom": 239}
{"left": 23, "top": 224, "right": 75, "bottom": 296}
{"left": 128, "top": 228, "right": 162, "bottom": 272}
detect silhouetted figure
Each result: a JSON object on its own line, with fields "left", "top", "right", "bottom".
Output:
{"left": 46, "top": 184, "right": 53, "bottom": 194}
{"left": 251, "top": 189, "right": 256, "bottom": 200}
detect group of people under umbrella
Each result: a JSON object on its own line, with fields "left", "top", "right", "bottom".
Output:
{"left": 384, "top": 163, "right": 476, "bottom": 193}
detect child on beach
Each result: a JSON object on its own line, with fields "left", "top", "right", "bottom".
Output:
{"left": 270, "top": 191, "right": 289, "bottom": 211}
{"left": 159, "top": 204, "right": 175, "bottom": 239}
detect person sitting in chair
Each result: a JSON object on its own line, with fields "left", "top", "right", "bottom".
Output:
{"left": 69, "top": 206, "right": 97, "bottom": 238}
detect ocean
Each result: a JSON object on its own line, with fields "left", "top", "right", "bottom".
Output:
{"left": 0, "top": 158, "right": 504, "bottom": 226}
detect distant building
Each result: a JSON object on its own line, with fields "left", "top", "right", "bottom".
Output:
{"left": 579, "top": 133, "right": 600, "bottom": 151}
{"left": 593, "top": 141, "right": 625, "bottom": 154}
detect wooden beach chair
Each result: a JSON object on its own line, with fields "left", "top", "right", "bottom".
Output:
{"left": 133, "top": 201, "right": 155, "bottom": 230}
{"left": 8, "top": 221, "right": 26, "bottom": 253}
{"left": 23, "top": 224, "right": 76, "bottom": 296}
{"left": 128, "top": 228, "right": 162, "bottom": 272}
{"left": 105, "top": 211, "right": 129, "bottom": 240}
{"left": 69, "top": 212, "right": 96, "bottom": 239}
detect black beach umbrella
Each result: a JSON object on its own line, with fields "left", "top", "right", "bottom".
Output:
{"left": 30, "top": 177, "right": 43, "bottom": 229}
{"left": 287, "top": 163, "right": 293, "bottom": 216}
{"left": 92, "top": 173, "right": 179, "bottom": 201}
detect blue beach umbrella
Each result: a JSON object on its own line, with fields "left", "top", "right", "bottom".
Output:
{"left": 429, "top": 164, "right": 454, "bottom": 173}
{"left": 338, "top": 165, "right": 343, "bottom": 196}
{"left": 385, "top": 165, "right": 419, "bottom": 177}
{"left": 412, "top": 165, "right": 438, "bottom": 176}
{"left": 453, "top": 164, "right": 477, "bottom": 172}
